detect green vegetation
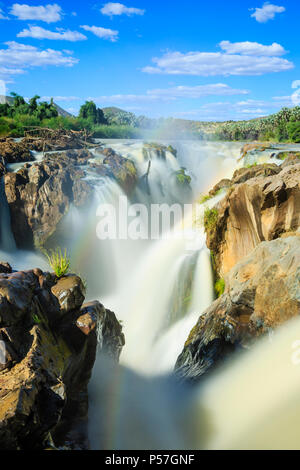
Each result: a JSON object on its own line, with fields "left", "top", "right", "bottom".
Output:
{"left": 0, "top": 93, "right": 145, "bottom": 138}
{"left": 79, "top": 101, "right": 107, "bottom": 124}
{"left": 32, "top": 313, "right": 42, "bottom": 325}
{"left": 44, "top": 248, "right": 70, "bottom": 278}
{"left": 212, "top": 107, "right": 300, "bottom": 143}
{"left": 204, "top": 208, "right": 219, "bottom": 231}
{"left": 175, "top": 167, "right": 192, "bottom": 186}
{"left": 199, "top": 194, "right": 212, "bottom": 204}
{"left": 277, "top": 151, "right": 300, "bottom": 161}
{"left": 3, "top": 92, "right": 300, "bottom": 143}
{"left": 215, "top": 278, "right": 225, "bottom": 298}
{"left": 245, "top": 162, "right": 258, "bottom": 169}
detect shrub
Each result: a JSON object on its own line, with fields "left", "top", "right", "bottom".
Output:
{"left": 215, "top": 278, "right": 225, "bottom": 298}
{"left": 44, "top": 248, "right": 70, "bottom": 278}
{"left": 204, "top": 208, "right": 219, "bottom": 231}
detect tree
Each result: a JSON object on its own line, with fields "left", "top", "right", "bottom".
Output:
{"left": 79, "top": 101, "right": 107, "bottom": 124}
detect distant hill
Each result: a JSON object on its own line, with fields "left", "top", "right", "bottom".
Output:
{"left": 53, "top": 102, "right": 74, "bottom": 118}
{"left": 102, "top": 106, "right": 127, "bottom": 115}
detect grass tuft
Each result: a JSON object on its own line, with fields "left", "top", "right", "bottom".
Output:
{"left": 215, "top": 278, "right": 225, "bottom": 298}
{"left": 44, "top": 248, "right": 70, "bottom": 278}
{"left": 204, "top": 208, "right": 219, "bottom": 231}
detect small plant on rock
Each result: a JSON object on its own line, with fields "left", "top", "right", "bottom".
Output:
{"left": 44, "top": 248, "right": 70, "bottom": 278}
{"left": 215, "top": 278, "right": 225, "bottom": 298}
{"left": 204, "top": 208, "right": 219, "bottom": 231}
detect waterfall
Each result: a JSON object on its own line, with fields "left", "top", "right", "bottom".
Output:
{"left": 0, "top": 177, "right": 16, "bottom": 252}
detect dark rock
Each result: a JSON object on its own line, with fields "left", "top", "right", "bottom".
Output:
{"left": 4, "top": 152, "right": 93, "bottom": 248}
{"left": 51, "top": 275, "right": 85, "bottom": 313}
{"left": 0, "top": 262, "right": 12, "bottom": 274}
{"left": 0, "top": 268, "right": 124, "bottom": 450}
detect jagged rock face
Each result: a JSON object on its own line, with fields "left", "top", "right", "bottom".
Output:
{"left": 0, "top": 268, "right": 124, "bottom": 450}
{"left": 90, "top": 147, "right": 137, "bottom": 195}
{"left": 4, "top": 150, "right": 93, "bottom": 248}
{"left": 0, "top": 138, "right": 34, "bottom": 164}
{"left": 206, "top": 163, "right": 300, "bottom": 277}
{"left": 175, "top": 236, "right": 300, "bottom": 382}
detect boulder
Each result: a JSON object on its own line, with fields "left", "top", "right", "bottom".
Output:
{"left": 175, "top": 236, "right": 300, "bottom": 382}
{"left": 51, "top": 275, "right": 85, "bottom": 313}
{"left": 0, "top": 268, "right": 124, "bottom": 449}
{"left": 0, "top": 262, "right": 12, "bottom": 274}
{"left": 4, "top": 152, "right": 93, "bottom": 248}
{"left": 206, "top": 163, "right": 300, "bottom": 278}
{"left": 90, "top": 147, "right": 137, "bottom": 194}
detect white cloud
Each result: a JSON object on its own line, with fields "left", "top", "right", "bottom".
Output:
{"left": 148, "top": 84, "right": 249, "bottom": 98}
{"left": 100, "top": 2, "right": 145, "bottom": 16}
{"left": 219, "top": 40, "right": 286, "bottom": 56}
{"left": 250, "top": 2, "right": 285, "bottom": 23}
{"left": 0, "top": 41, "right": 78, "bottom": 80}
{"left": 41, "top": 95, "right": 80, "bottom": 101}
{"left": 80, "top": 25, "right": 118, "bottom": 42}
{"left": 0, "top": 8, "right": 9, "bottom": 19}
{"left": 172, "top": 100, "right": 273, "bottom": 121}
{"left": 89, "top": 83, "right": 249, "bottom": 104}
{"left": 142, "top": 45, "right": 293, "bottom": 76}
{"left": 17, "top": 26, "right": 87, "bottom": 41}
{"left": 10, "top": 3, "right": 63, "bottom": 23}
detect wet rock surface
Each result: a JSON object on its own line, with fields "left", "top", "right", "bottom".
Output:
{"left": 3, "top": 144, "right": 138, "bottom": 248}
{"left": 175, "top": 236, "right": 300, "bottom": 382}
{"left": 90, "top": 147, "right": 137, "bottom": 194}
{"left": 0, "top": 266, "right": 124, "bottom": 450}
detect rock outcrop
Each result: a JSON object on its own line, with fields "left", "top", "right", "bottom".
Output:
{"left": 0, "top": 138, "right": 34, "bottom": 165}
{"left": 4, "top": 150, "right": 94, "bottom": 248}
{"left": 90, "top": 147, "right": 137, "bottom": 194}
{"left": 175, "top": 236, "right": 300, "bottom": 382}
{"left": 206, "top": 162, "right": 300, "bottom": 278}
{"left": 0, "top": 267, "right": 124, "bottom": 450}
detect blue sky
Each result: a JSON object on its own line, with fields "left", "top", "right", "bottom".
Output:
{"left": 0, "top": 0, "right": 299, "bottom": 121}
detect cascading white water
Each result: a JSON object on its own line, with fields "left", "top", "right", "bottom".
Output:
{"left": 1, "top": 139, "right": 300, "bottom": 450}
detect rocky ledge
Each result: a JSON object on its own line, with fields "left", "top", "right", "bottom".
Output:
{"left": 4, "top": 146, "right": 138, "bottom": 248}
{"left": 176, "top": 154, "right": 300, "bottom": 383}
{"left": 175, "top": 235, "right": 300, "bottom": 382}
{"left": 0, "top": 265, "right": 124, "bottom": 450}
{"left": 5, "top": 149, "right": 94, "bottom": 248}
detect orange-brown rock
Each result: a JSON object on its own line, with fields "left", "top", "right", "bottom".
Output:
{"left": 0, "top": 138, "right": 33, "bottom": 164}
{"left": 206, "top": 163, "right": 300, "bottom": 278}
{"left": 175, "top": 236, "right": 300, "bottom": 381}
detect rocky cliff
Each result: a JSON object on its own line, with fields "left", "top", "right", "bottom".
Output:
{"left": 206, "top": 162, "right": 300, "bottom": 278}
{"left": 0, "top": 264, "right": 124, "bottom": 450}
{"left": 4, "top": 145, "right": 137, "bottom": 248}
{"left": 176, "top": 156, "right": 300, "bottom": 382}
